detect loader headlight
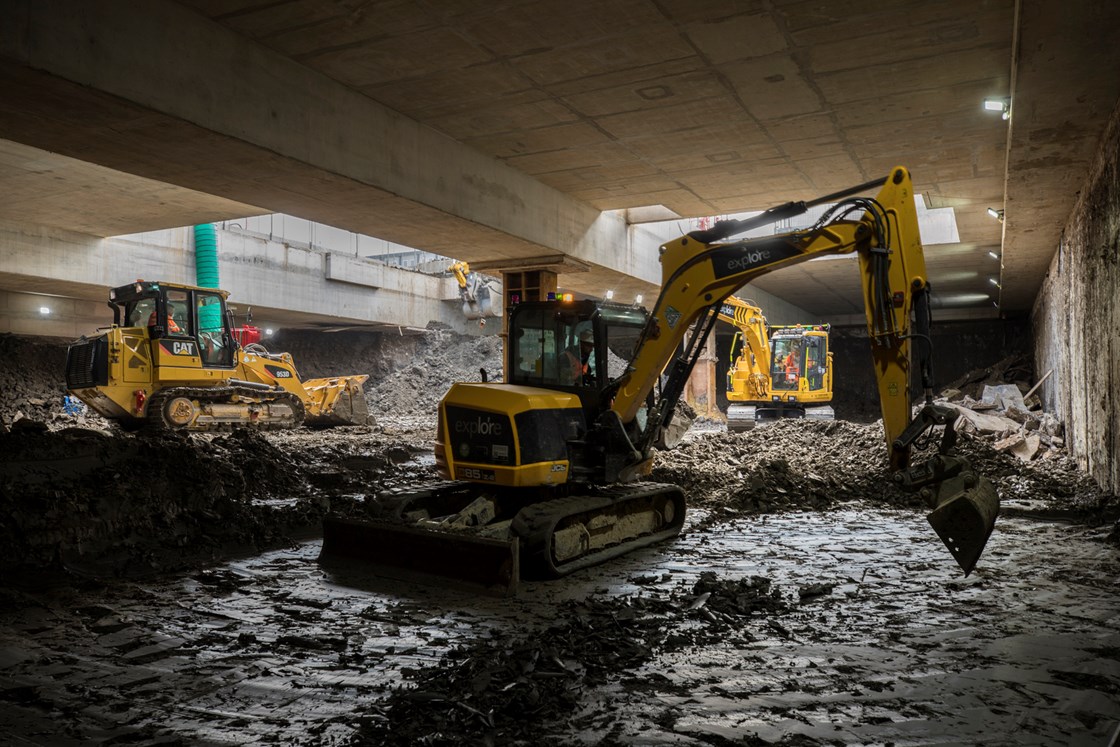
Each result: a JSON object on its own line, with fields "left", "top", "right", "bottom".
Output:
{"left": 789, "top": 395, "right": 798, "bottom": 402}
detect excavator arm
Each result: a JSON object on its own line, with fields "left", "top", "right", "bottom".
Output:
{"left": 606, "top": 166, "right": 998, "bottom": 574}
{"left": 718, "top": 297, "right": 771, "bottom": 400}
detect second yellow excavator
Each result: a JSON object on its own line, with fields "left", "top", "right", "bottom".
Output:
{"left": 719, "top": 296, "right": 834, "bottom": 431}
{"left": 321, "top": 167, "right": 1000, "bottom": 593}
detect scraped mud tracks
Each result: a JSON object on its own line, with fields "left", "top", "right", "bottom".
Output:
{"left": 1, "top": 419, "right": 1118, "bottom": 745}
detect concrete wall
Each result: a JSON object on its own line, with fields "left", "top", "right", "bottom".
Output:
{"left": 1031, "top": 97, "right": 1120, "bottom": 493}
{"left": 826, "top": 319, "right": 1030, "bottom": 423}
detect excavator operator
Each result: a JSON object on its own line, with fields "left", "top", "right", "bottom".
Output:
{"left": 562, "top": 329, "right": 595, "bottom": 386}
{"left": 784, "top": 347, "right": 800, "bottom": 384}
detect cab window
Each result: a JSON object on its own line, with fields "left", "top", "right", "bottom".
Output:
{"left": 166, "top": 290, "right": 191, "bottom": 336}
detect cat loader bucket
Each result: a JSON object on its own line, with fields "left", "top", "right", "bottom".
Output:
{"left": 302, "top": 375, "right": 371, "bottom": 426}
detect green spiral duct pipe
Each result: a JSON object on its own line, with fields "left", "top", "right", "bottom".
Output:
{"left": 193, "top": 223, "right": 222, "bottom": 334}
{"left": 193, "top": 223, "right": 220, "bottom": 288}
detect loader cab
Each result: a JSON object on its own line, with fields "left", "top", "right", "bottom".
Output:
{"left": 508, "top": 299, "right": 647, "bottom": 415}
{"left": 109, "top": 281, "right": 236, "bottom": 369}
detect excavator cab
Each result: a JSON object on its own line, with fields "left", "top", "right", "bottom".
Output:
{"left": 769, "top": 329, "right": 829, "bottom": 393}
{"left": 508, "top": 299, "right": 647, "bottom": 417}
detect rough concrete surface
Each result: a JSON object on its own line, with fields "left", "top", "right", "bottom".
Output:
{"left": 1032, "top": 96, "right": 1120, "bottom": 495}
{"left": 1, "top": 331, "right": 1118, "bottom": 745}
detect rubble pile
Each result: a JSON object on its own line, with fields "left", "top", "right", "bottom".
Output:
{"left": 0, "top": 427, "right": 326, "bottom": 579}
{"left": 653, "top": 419, "right": 900, "bottom": 523}
{"left": 269, "top": 328, "right": 503, "bottom": 416}
{"left": 0, "top": 423, "right": 441, "bottom": 580}
{"left": 934, "top": 354, "right": 1065, "bottom": 464}
{"left": 0, "top": 334, "right": 111, "bottom": 430}
{"left": 351, "top": 574, "right": 799, "bottom": 746}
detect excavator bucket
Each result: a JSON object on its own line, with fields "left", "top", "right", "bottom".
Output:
{"left": 319, "top": 517, "right": 520, "bottom": 596}
{"left": 302, "top": 375, "right": 370, "bottom": 426}
{"left": 926, "top": 476, "right": 1000, "bottom": 576}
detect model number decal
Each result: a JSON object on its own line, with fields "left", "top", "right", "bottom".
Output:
{"left": 264, "top": 364, "right": 293, "bottom": 379}
{"left": 458, "top": 467, "right": 496, "bottom": 482}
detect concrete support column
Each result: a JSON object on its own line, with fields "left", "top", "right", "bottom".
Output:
{"left": 684, "top": 334, "right": 720, "bottom": 419}
{"left": 499, "top": 269, "right": 558, "bottom": 380}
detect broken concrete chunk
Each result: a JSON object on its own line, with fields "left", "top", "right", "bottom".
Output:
{"left": 1038, "top": 413, "right": 1064, "bottom": 438}
{"left": 994, "top": 433, "right": 1040, "bottom": 462}
{"left": 981, "top": 384, "right": 1026, "bottom": 412}
{"left": 944, "top": 403, "right": 1021, "bottom": 435}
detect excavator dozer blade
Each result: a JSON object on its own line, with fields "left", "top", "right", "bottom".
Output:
{"left": 302, "top": 375, "right": 371, "bottom": 426}
{"left": 926, "top": 476, "right": 1000, "bottom": 576}
{"left": 319, "top": 517, "right": 519, "bottom": 596}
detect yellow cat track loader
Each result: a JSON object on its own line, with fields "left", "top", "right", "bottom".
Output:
{"left": 718, "top": 297, "right": 834, "bottom": 431}
{"left": 65, "top": 281, "right": 369, "bottom": 431}
{"left": 321, "top": 168, "right": 999, "bottom": 594}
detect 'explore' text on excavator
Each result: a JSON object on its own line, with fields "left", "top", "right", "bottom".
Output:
{"left": 321, "top": 167, "right": 1000, "bottom": 594}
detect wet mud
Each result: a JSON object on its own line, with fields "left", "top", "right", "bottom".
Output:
{"left": 1, "top": 332, "right": 1118, "bottom": 745}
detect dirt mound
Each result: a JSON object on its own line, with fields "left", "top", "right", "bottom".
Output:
{"left": 654, "top": 419, "right": 1119, "bottom": 529}
{"left": 0, "top": 423, "right": 441, "bottom": 580}
{"left": 267, "top": 328, "right": 503, "bottom": 416}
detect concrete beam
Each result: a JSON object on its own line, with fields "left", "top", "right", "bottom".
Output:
{"left": 0, "top": 220, "right": 487, "bottom": 337}
{"left": 0, "top": 0, "right": 655, "bottom": 301}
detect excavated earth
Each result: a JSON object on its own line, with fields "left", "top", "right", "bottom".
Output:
{"left": 1, "top": 332, "right": 1119, "bottom": 746}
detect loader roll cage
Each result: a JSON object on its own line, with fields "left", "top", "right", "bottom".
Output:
{"left": 107, "top": 280, "right": 237, "bottom": 368}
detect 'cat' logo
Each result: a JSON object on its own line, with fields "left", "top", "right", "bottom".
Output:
{"left": 162, "top": 341, "right": 196, "bottom": 356}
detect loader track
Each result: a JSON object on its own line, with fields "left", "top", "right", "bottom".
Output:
{"left": 145, "top": 385, "right": 305, "bottom": 432}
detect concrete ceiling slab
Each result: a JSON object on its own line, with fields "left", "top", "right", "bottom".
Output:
{"left": 0, "top": 0, "right": 1117, "bottom": 320}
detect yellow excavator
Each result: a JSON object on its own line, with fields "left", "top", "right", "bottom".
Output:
{"left": 719, "top": 296, "right": 834, "bottom": 431}
{"left": 322, "top": 167, "right": 1000, "bottom": 593}
{"left": 65, "top": 281, "right": 369, "bottom": 430}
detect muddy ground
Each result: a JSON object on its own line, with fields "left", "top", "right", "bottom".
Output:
{"left": 1, "top": 331, "right": 1119, "bottom": 745}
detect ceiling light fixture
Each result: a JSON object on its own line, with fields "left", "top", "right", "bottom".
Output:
{"left": 983, "top": 97, "right": 1010, "bottom": 120}
{"left": 986, "top": 207, "right": 1004, "bottom": 222}
{"left": 988, "top": 278, "right": 1001, "bottom": 288}
{"left": 39, "top": 306, "right": 50, "bottom": 315}
{"left": 605, "top": 290, "right": 614, "bottom": 300}
{"left": 988, "top": 251, "right": 1000, "bottom": 259}
{"left": 634, "top": 294, "right": 644, "bottom": 305}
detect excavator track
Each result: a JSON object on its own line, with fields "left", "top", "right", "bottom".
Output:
{"left": 512, "top": 483, "right": 687, "bottom": 579}
{"left": 145, "top": 385, "right": 305, "bottom": 432}
{"left": 320, "top": 480, "right": 687, "bottom": 594}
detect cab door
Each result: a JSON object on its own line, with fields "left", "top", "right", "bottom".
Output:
{"left": 195, "top": 290, "right": 234, "bottom": 368}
